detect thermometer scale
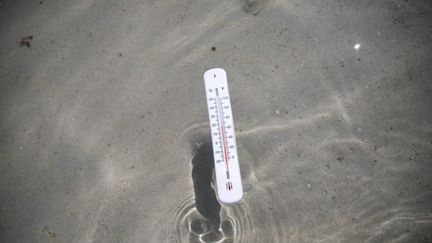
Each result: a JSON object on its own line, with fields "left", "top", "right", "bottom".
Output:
{"left": 203, "top": 68, "right": 243, "bottom": 204}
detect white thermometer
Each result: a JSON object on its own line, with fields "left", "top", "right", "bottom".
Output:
{"left": 203, "top": 68, "right": 243, "bottom": 204}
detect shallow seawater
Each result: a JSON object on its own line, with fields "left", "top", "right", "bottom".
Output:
{"left": 1, "top": 0, "right": 432, "bottom": 242}
{"left": 171, "top": 101, "right": 432, "bottom": 243}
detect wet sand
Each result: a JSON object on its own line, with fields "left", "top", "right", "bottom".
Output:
{"left": 1, "top": 0, "right": 432, "bottom": 242}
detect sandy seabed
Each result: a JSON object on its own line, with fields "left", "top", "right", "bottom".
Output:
{"left": 1, "top": 0, "right": 432, "bottom": 242}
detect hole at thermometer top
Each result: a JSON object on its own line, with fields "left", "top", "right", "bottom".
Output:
{"left": 214, "top": 74, "right": 216, "bottom": 78}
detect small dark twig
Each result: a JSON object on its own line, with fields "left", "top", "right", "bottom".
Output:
{"left": 18, "top": 35, "right": 33, "bottom": 48}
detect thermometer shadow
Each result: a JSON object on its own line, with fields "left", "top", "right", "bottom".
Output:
{"left": 191, "top": 141, "right": 221, "bottom": 231}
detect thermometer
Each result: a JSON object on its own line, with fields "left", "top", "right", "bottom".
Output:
{"left": 203, "top": 68, "right": 243, "bottom": 204}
